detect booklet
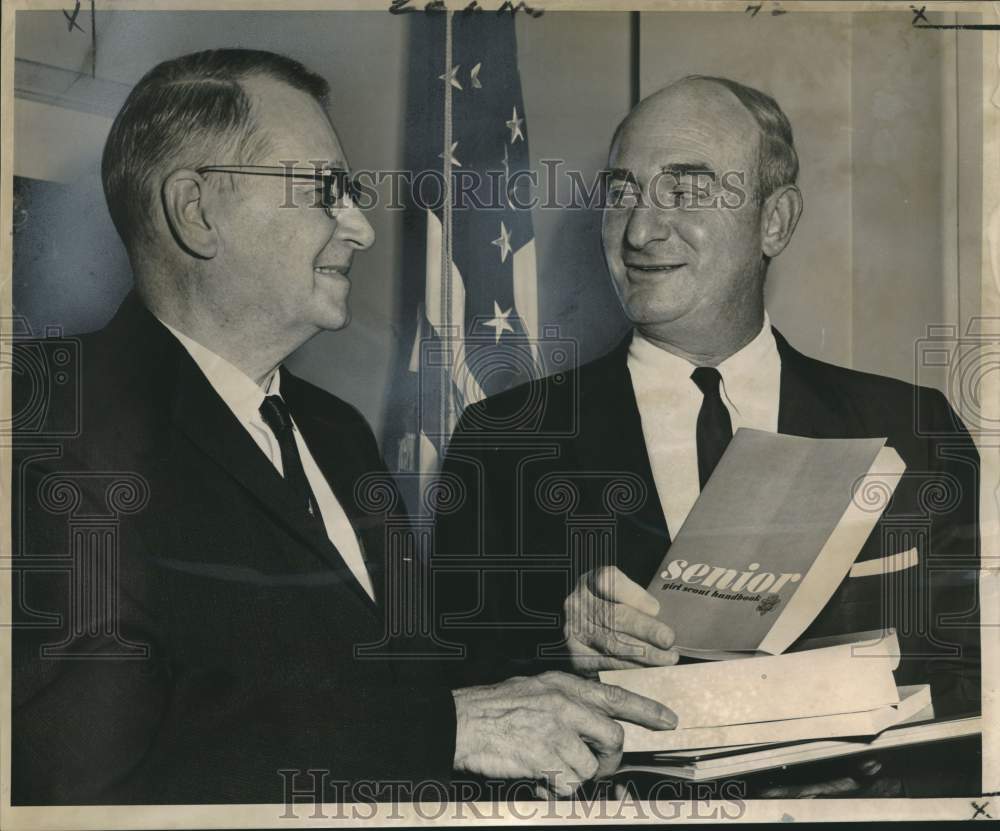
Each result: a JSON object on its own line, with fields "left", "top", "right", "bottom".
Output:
{"left": 619, "top": 684, "right": 930, "bottom": 754}
{"left": 600, "top": 631, "right": 902, "bottom": 735}
{"left": 646, "top": 429, "right": 905, "bottom": 657}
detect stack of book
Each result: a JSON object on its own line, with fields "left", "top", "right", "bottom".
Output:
{"left": 617, "top": 717, "right": 981, "bottom": 781}
{"left": 601, "top": 430, "right": 982, "bottom": 779}
{"left": 603, "top": 629, "right": 981, "bottom": 779}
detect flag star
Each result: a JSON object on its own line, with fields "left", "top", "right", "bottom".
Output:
{"left": 470, "top": 62, "right": 482, "bottom": 89}
{"left": 439, "top": 141, "right": 461, "bottom": 167}
{"left": 491, "top": 220, "right": 512, "bottom": 263}
{"left": 506, "top": 106, "right": 525, "bottom": 143}
{"left": 484, "top": 301, "right": 515, "bottom": 344}
{"left": 439, "top": 65, "right": 463, "bottom": 90}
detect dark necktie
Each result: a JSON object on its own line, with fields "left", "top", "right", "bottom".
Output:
{"left": 259, "top": 395, "right": 325, "bottom": 524}
{"left": 691, "top": 366, "right": 734, "bottom": 489}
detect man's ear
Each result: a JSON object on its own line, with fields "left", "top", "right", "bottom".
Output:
{"left": 161, "top": 170, "right": 219, "bottom": 259}
{"left": 760, "top": 185, "right": 803, "bottom": 259}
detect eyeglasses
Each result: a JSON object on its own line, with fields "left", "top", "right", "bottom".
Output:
{"left": 195, "top": 165, "right": 360, "bottom": 214}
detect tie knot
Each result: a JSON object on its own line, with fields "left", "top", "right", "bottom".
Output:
{"left": 691, "top": 366, "right": 723, "bottom": 396}
{"left": 259, "top": 395, "right": 294, "bottom": 434}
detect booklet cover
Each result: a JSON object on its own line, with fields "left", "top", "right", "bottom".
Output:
{"left": 647, "top": 429, "right": 905, "bottom": 657}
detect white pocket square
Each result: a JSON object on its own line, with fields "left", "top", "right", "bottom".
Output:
{"left": 849, "top": 547, "right": 919, "bottom": 578}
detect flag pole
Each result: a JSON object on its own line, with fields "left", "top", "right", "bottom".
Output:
{"left": 440, "top": 11, "right": 456, "bottom": 440}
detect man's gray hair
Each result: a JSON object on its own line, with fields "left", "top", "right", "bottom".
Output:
{"left": 681, "top": 75, "right": 799, "bottom": 203}
{"left": 614, "top": 75, "right": 800, "bottom": 204}
{"left": 101, "top": 48, "right": 330, "bottom": 252}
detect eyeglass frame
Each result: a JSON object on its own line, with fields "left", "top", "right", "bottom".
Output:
{"left": 195, "top": 164, "right": 361, "bottom": 215}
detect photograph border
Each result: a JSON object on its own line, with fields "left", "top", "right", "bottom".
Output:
{"left": 0, "top": 0, "right": 996, "bottom": 826}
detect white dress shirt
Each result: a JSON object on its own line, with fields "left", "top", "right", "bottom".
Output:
{"left": 161, "top": 321, "right": 376, "bottom": 600}
{"left": 627, "top": 314, "right": 782, "bottom": 539}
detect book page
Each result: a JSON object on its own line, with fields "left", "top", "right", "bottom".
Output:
{"left": 600, "top": 632, "right": 902, "bottom": 730}
{"left": 622, "top": 683, "right": 930, "bottom": 753}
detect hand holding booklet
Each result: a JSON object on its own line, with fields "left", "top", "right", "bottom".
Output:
{"left": 594, "top": 431, "right": 983, "bottom": 772}
{"left": 646, "top": 429, "right": 905, "bottom": 658}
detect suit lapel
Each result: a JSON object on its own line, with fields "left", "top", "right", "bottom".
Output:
{"left": 569, "top": 335, "right": 671, "bottom": 585}
{"left": 101, "top": 296, "right": 338, "bottom": 572}
{"left": 774, "top": 329, "right": 859, "bottom": 439}
{"left": 280, "top": 369, "right": 387, "bottom": 610}
{"left": 169, "top": 350, "right": 349, "bottom": 570}
{"left": 142, "top": 312, "right": 376, "bottom": 613}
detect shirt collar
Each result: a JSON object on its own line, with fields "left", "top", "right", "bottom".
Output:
{"left": 629, "top": 312, "right": 778, "bottom": 397}
{"left": 629, "top": 327, "right": 699, "bottom": 389}
{"left": 715, "top": 312, "right": 778, "bottom": 398}
{"left": 158, "top": 319, "right": 280, "bottom": 425}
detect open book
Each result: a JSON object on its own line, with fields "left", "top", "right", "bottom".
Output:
{"left": 647, "top": 429, "right": 905, "bottom": 658}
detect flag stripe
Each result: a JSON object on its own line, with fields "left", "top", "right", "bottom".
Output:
{"left": 398, "top": 12, "right": 538, "bottom": 476}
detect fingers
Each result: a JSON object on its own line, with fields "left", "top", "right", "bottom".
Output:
{"left": 453, "top": 672, "right": 673, "bottom": 796}
{"left": 568, "top": 633, "right": 676, "bottom": 673}
{"left": 759, "top": 766, "right": 893, "bottom": 799}
{"left": 798, "top": 777, "right": 862, "bottom": 798}
{"left": 555, "top": 697, "right": 625, "bottom": 757}
{"left": 609, "top": 606, "right": 676, "bottom": 652}
{"left": 542, "top": 672, "right": 677, "bottom": 730}
{"left": 759, "top": 776, "right": 862, "bottom": 799}
{"left": 567, "top": 641, "right": 654, "bottom": 676}
{"left": 531, "top": 734, "right": 600, "bottom": 798}
{"left": 854, "top": 757, "right": 883, "bottom": 777}
{"left": 582, "top": 624, "right": 678, "bottom": 665}
{"left": 551, "top": 735, "right": 601, "bottom": 793}
{"left": 453, "top": 676, "right": 624, "bottom": 794}
{"left": 554, "top": 699, "right": 625, "bottom": 781}
{"left": 567, "top": 572, "right": 677, "bottom": 663}
{"left": 590, "top": 681, "right": 678, "bottom": 730}
{"left": 588, "top": 566, "right": 660, "bottom": 616}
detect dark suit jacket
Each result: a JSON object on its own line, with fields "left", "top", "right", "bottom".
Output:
{"left": 436, "top": 330, "right": 980, "bottom": 721}
{"left": 12, "top": 293, "right": 456, "bottom": 804}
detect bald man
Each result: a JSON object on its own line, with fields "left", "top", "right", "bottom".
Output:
{"left": 437, "top": 76, "right": 981, "bottom": 797}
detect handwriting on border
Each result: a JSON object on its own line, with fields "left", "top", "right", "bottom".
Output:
{"left": 63, "top": 1, "right": 85, "bottom": 32}
{"left": 389, "top": 0, "right": 544, "bottom": 17}
{"left": 745, "top": 2, "right": 786, "bottom": 18}
{"left": 910, "top": 4, "right": 1000, "bottom": 31}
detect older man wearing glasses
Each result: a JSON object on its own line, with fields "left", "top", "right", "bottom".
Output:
{"left": 11, "top": 48, "right": 675, "bottom": 806}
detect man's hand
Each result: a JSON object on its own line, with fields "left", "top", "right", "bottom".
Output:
{"left": 452, "top": 671, "right": 677, "bottom": 797}
{"left": 563, "top": 566, "right": 679, "bottom": 676}
{"left": 757, "top": 758, "right": 901, "bottom": 798}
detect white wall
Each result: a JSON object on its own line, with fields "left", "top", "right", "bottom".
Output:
{"left": 639, "top": 10, "right": 979, "bottom": 385}
{"left": 12, "top": 8, "right": 977, "bottom": 446}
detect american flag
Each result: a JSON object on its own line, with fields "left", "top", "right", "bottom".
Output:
{"left": 394, "top": 11, "right": 539, "bottom": 482}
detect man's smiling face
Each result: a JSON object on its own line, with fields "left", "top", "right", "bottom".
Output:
{"left": 601, "top": 80, "right": 769, "bottom": 338}
{"left": 207, "top": 74, "right": 374, "bottom": 344}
